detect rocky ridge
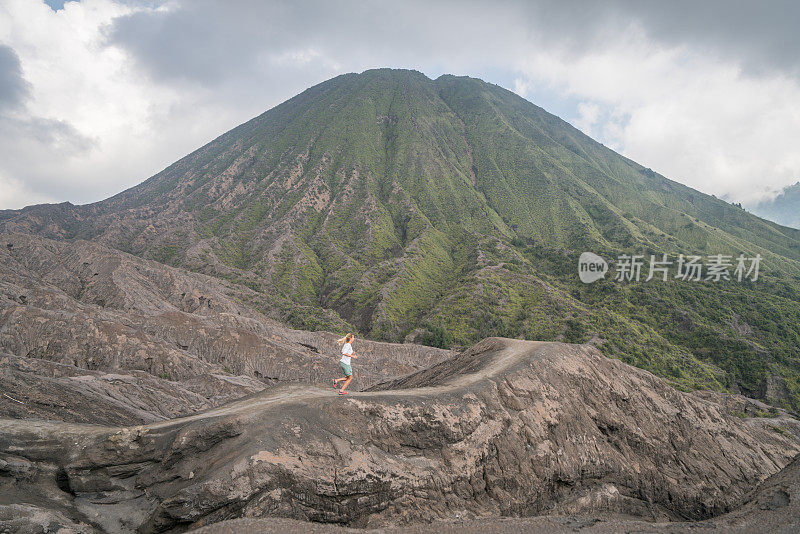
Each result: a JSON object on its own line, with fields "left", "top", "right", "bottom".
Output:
{"left": 1, "top": 338, "right": 799, "bottom": 533}
{"left": 0, "top": 232, "right": 452, "bottom": 424}
{"left": 2, "top": 70, "right": 799, "bottom": 415}
{"left": 196, "top": 452, "right": 800, "bottom": 533}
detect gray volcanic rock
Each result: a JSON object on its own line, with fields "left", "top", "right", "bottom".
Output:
{"left": 708, "top": 453, "right": 800, "bottom": 533}
{"left": 2, "top": 71, "right": 800, "bottom": 421}
{"left": 0, "top": 232, "right": 452, "bottom": 424}
{"left": 1, "top": 339, "right": 798, "bottom": 533}
{"left": 0, "top": 352, "right": 212, "bottom": 425}
{"left": 195, "top": 451, "right": 800, "bottom": 533}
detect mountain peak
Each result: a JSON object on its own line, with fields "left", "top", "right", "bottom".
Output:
{"left": 2, "top": 70, "right": 800, "bottom": 411}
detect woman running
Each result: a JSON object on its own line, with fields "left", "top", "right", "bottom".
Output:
{"left": 332, "top": 333, "right": 357, "bottom": 395}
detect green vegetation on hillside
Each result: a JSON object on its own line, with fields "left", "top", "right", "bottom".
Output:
{"left": 11, "top": 69, "right": 800, "bottom": 411}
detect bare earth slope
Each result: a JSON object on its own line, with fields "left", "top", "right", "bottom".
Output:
{"left": 195, "top": 453, "right": 800, "bottom": 533}
{"left": 0, "top": 232, "right": 452, "bottom": 424}
{"left": 2, "top": 70, "right": 800, "bottom": 416}
{"left": 1, "top": 338, "right": 799, "bottom": 533}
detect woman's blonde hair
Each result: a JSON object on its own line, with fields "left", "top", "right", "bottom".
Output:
{"left": 337, "top": 333, "right": 354, "bottom": 344}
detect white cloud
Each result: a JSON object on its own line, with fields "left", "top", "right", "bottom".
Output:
{"left": 512, "top": 78, "right": 532, "bottom": 98}
{"left": 573, "top": 102, "right": 601, "bottom": 137}
{"left": 0, "top": 0, "right": 361, "bottom": 208}
{"left": 0, "top": 0, "right": 239, "bottom": 207}
{"left": 517, "top": 25, "right": 800, "bottom": 204}
{"left": 0, "top": 173, "right": 54, "bottom": 208}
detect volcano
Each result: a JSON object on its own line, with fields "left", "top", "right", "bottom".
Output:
{"left": 2, "top": 68, "right": 800, "bottom": 534}
{"left": 2, "top": 68, "right": 800, "bottom": 408}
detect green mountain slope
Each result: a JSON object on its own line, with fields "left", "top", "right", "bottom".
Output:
{"left": 3, "top": 68, "right": 800, "bottom": 409}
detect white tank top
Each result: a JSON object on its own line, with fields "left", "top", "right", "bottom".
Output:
{"left": 340, "top": 342, "right": 353, "bottom": 365}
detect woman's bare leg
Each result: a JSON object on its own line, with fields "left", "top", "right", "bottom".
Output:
{"left": 339, "top": 375, "right": 353, "bottom": 392}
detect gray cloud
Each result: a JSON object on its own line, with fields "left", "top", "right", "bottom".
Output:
{"left": 107, "top": 1, "right": 347, "bottom": 85}
{"left": 598, "top": 0, "right": 800, "bottom": 78}
{"left": 0, "top": 114, "right": 96, "bottom": 202}
{"left": 105, "top": 1, "right": 517, "bottom": 87}
{"left": 0, "top": 44, "right": 30, "bottom": 111}
{"left": 497, "top": 1, "right": 800, "bottom": 81}
{"left": 1, "top": 115, "right": 94, "bottom": 153}
{"left": 0, "top": 41, "right": 94, "bottom": 206}
{"left": 510, "top": 1, "right": 800, "bottom": 78}
{"left": 106, "top": 1, "right": 800, "bottom": 89}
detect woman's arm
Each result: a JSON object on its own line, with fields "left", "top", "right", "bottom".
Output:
{"left": 350, "top": 353, "right": 358, "bottom": 359}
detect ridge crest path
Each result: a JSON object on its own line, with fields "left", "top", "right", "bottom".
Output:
{"left": 2, "top": 338, "right": 800, "bottom": 533}
{"left": 0, "top": 338, "right": 540, "bottom": 437}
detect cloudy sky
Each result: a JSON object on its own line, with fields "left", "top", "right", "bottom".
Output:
{"left": 1, "top": 0, "right": 799, "bottom": 210}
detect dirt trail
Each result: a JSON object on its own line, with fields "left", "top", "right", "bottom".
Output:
{"left": 0, "top": 338, "right": 545, "bottom": 436}
{"left": 3, "top": 338, "right": 799, "bottom": 533}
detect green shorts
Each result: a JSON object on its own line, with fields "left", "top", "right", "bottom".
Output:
{"left": 340, "top": 361, "right": 352, "bottom": 376}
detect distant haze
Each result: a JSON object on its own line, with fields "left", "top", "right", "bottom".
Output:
{"left": 1, "top": 0, "right": 799, "bottom": 209}
{"left": 749, "top": 182, "right": 800, "bottom": 229}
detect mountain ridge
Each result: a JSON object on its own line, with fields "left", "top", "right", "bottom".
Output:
{"left": 2, "top": 337, "right": 799, "bottom": 532}
{"left": 0, "top": 231, "right": 453, "bottom": 425}
{"left": 2, "top": 68, "right": 800, "bottom": 410}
